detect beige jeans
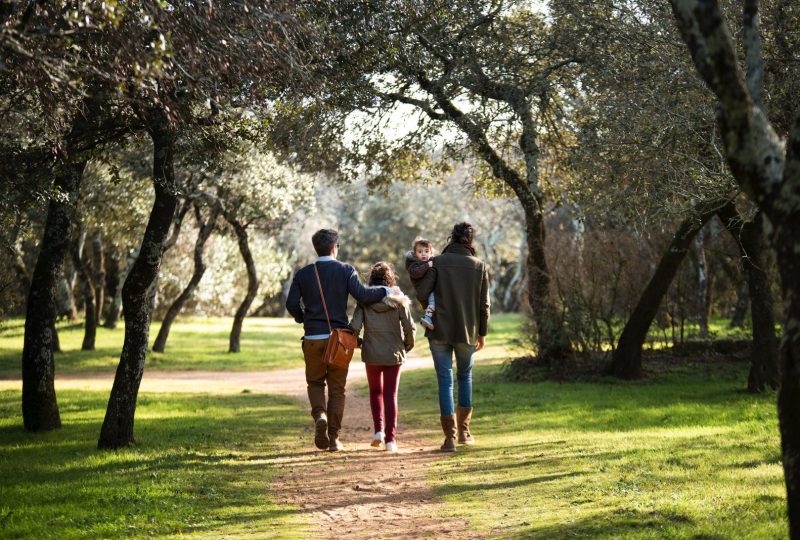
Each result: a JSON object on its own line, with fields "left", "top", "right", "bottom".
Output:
{"left": 302, "top": 338, "right": 349, "bottom": 435}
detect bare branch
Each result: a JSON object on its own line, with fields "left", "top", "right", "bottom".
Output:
{"left": 378, "top": 91, "right": 448, "bottom": 120}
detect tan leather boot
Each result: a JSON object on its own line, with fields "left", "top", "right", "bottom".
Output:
{"left": 440, "top": 414, "right": 457, "bottom": 452}
{"left": 457, "top": 406, "right": 475, "bottom": 445}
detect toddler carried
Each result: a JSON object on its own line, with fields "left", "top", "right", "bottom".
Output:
{"left": 405, "top": 237, "right": 436, "bottom": 330}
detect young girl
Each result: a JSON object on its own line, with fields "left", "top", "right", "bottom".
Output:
{"left": 350, "top": 262, "right": 415, "bottom": 452}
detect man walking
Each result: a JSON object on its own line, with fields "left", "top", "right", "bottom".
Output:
{"left": 286, "top": 229, "right": 392, "bottom": 451}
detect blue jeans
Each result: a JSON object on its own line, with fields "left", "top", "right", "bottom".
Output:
{"left": 429, "top": 339, "right": 475, "bottom": 416}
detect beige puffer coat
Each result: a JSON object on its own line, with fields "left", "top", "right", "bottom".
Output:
{"left": 350, "top": 293, "right": 416, "bottom": 365}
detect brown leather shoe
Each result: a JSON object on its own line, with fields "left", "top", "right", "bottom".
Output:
{"left": 457, "top": 406, "right": 475, "bottom": 445}
{"left": 440, "top": 414, "right": 457, "bottom": 452}
{"left": 314, "top": 414, "right": 330, "bottom": 450}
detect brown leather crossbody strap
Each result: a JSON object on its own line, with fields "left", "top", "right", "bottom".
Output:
{"left": 313, "top": 263, "right": 333, "bottom": 334}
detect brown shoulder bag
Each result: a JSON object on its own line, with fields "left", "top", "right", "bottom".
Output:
{"left": 314, "top": 263, "right": 358, "bottom": 369}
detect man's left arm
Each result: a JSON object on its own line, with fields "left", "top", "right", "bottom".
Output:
{"left": 347, "top": 267, "right": 388, "bottom": 305}
{"left": 285, "top": 273, "right": 304, "bottom": 323}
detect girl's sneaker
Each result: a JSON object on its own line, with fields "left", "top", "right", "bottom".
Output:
{"left": 385, "top": 441, "right": 398, "bottom": 453}
{"left": 371, "top": 431, "right": 384, "bottom": 447}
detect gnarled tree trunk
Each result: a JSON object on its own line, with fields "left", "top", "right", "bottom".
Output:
{"left": 21, "top": 157, "right": 87, "bottom": 431}
{"left": 668, "top": 0, "right": 800, "bottom": 531}
{"left": 226, "top": 218, "right": 259, "bottom": 353}
{"left": 98, "top": 112, "right": 178, "bottom": 449}
{"left": 610, "top": 200, "right": 723, "bottom": 379}
{"left": 152, "top": 204, "right": 219, "bottom": 353}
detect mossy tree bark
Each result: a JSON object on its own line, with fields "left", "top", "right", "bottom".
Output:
{"left": 98, "top": 111, "right": 178, "bottom": 449}
{"left": 21, "top": 157, "right": 87, "bottom": 431}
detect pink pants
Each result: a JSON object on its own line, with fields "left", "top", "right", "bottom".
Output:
{"left": 365, "top": 363, "right": 402, "bottom": 443}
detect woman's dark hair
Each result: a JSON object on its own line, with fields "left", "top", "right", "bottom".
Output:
{"left": 445, "top": 222, "right": 476, "bottom": 255}
{"left": 368, "top": 261, "right": 397, "bottom": 287}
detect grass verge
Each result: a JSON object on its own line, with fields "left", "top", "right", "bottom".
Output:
{"left": 0, "top": 318, "right": 305, "bottom": 376}
{"left": 0, "top": 389, "right": 312, "bottom": 539}
{"left": 397, "top": 351, "right": 785, "bottom": 538}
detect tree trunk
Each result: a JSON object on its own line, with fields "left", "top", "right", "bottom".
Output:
{"left": 227, "top": 219, "right": 259, "bottom": 353}
{"left": 152, "top": 205, "right": 219, "bottom": 353}
{"left": 71, "top": 229, "right": 97, "bottom": 351}
{"left": 56, "top": 276, "right": 79, "bottom": 321}
{"left": 729, "top": 281, "right": 749, "bottom": 328}
{"left": 21, "top": 158, "right": 87, "bottom": 431}
{"left": 502, "top": 225, "right": 527, "bottom": 312}
{"left": 98, "top": 115, "right": 178, "bottom": 449}
{"left": 718, "top": 205, "right": 779, "bottom": 391}
{"left": 775, "top": 217, "right": 800, "bottom": 538}
{"left": 106, "top": 248, "right": 136, "bottom": 329}
{"left": 742, "top": 214, "right": 778, "bottom": 392}
{"left": 610, "top": 200, "right": 722, "bottom": 379}
{"left": 103, "top": 246, "right": 120, "bottom": 328}
{"left": 9, "top": 224, "right": 30, "bottom": 308}
{"left": 67, "top": 230, "right": 85, "bottom": 303}
{"left": 522, "top": 204, "right": 569, "bottom": 362}
{"left": 51, "top": 322, "right": 61, "bottom": 354}
{"left": 92, "top": 229, "right": 105, "bottom": 328}
{"left": 694, "top": 229, "right": 710, "bottom": 338}
{"left": 667, "top": 1, "right": 800, "bottom": 532}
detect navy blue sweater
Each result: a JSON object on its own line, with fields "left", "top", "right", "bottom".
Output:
{"left": 285, "top": 260, "right": 387, "bottom": 336}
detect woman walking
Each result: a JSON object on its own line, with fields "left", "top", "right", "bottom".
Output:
{"left": 416, "top": 222, "right": 490, "bottom": 452}
{"left": 350, "top": 262, "right": 416, "bottom": 452}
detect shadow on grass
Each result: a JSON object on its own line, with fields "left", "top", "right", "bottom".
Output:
{"left": 0, "top": 389, "right": 309, "bottom": 538}
{"left": 498, "top": 508, "right": 703, "bottom": 540}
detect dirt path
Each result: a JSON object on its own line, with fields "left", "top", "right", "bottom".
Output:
{"left": 0, "top": 356, "right": 481, "bottom": 539}
{"left": 268, "top": 355, "right": 479, "bottom": 539}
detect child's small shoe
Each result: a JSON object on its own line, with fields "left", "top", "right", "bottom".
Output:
{"left": 385, "top": 441, "right": 398, "bottom": 453}
{"left": 421, "top": 315, "right": 434, "bottom": 330}
{"left": 371, "top": 431, "right": 384, "bottom": 448}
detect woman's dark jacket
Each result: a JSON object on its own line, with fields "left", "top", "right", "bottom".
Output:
{"left": 416, "top": 243, "right": 490, "bottom": 345}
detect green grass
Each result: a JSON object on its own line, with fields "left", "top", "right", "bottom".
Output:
{"left": 1, "top": 313, "right": 788, "bottom": 538}
{"left": 0, "top": 389, "right": 312, "bottom": 539}
{"left": 0, "top": 317, "right": 305, "bottom": 376}
{"left": 396, "top": 315, "right": 786, "bottom": 539}
{"left": 0, "top": 313, "right": 520, "bottom": 377}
